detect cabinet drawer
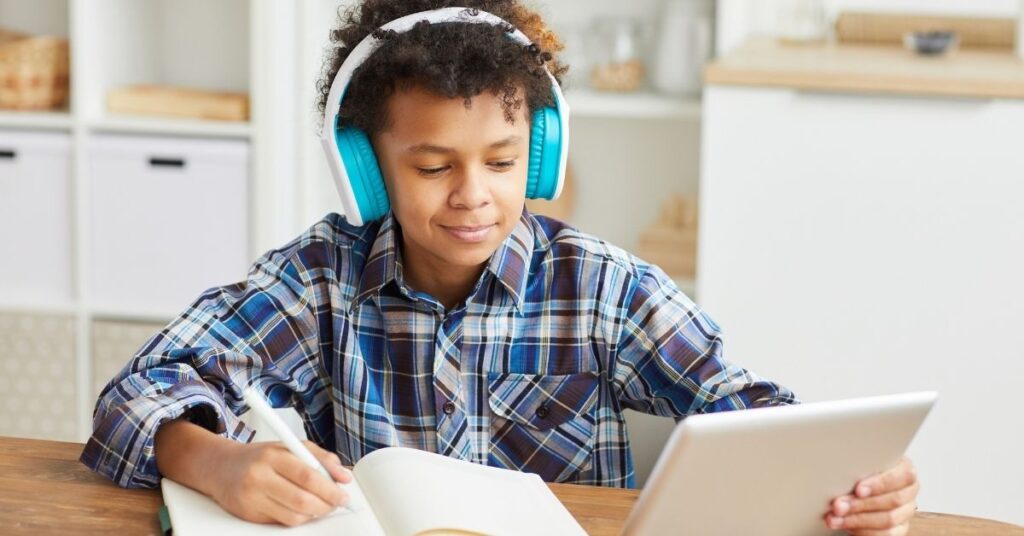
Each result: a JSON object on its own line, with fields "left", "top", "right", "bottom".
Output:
{"left": 88, "top": 134, "right": 249, "bottom": 315}
{"left": 0, "top": 130, "right": 73, "bottom": 306}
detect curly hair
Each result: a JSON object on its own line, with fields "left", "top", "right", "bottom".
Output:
{"left": 315, "top": 0, "right": 568, "bottom": 137}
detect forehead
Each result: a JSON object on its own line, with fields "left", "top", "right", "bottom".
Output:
{"left": 381, "top": 84, "right": 530, "bottom": 141}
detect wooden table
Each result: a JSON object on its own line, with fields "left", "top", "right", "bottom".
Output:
{"left": 1, "top": 436, "right": 1021, "bottom": 535}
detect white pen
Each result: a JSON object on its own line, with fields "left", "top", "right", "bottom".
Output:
{"left": 241, "top": 386, "right": 333, "bottom": 481}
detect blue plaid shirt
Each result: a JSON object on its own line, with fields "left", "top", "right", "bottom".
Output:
{"left": 80, "top": 210, "right": 797, "bottom": 489}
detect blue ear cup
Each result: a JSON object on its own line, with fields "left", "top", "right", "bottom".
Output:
{"left": 525, "top": 105, "right": 563, "bottom": 200}
{"left": 336, "top": 126, "right": 391, "bottom": 222}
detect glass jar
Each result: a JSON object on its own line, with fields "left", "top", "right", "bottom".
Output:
{"left": 778, "top": 0, "right": 828, "bottom": 44}
{"left": 587, "top": 18, "right": 646, "bottom": 92}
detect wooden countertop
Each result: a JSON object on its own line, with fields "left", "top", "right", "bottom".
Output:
{"left": 2, "top": 436, "right": 1023, "bottom": 535}
{"left": 705, "top": 38, "right": 1024, "bottom": 100}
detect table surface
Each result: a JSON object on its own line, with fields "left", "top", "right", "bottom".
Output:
{"left": 1, "top": 436, "right": 1021, "bottom": 535}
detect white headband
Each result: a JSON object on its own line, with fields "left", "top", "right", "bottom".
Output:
{"left": 320, "top": 6, "right": 568, "bottom": 138}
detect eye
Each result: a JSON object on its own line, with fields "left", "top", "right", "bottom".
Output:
{"left": 490, "top": 159, "right": 516, "bottom": 170}
{"left": 417, "top": 165, "right": 448, "bottom": 177}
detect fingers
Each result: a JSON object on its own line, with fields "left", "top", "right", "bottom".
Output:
{"left": 259, "top": 493, "right": 317, "bottom": 527}
{"left": 855, "top": 457, "right": 917, "bottom": 497}
{"left": 272, "top": 450, "right": 349, "bottom": 514}
{"left": 831, "top": 480, "right": 920, "bottom": 517}
{"left": 827, "top": 501, "right": 917, "bottom": 532}
{"left": 264, "top": 468, "right": 342, "bottom": 520}
{"left": 303, "top": 440, "right": 354, "bottom": 484}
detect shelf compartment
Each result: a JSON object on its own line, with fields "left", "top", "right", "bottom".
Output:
{"left": 82, "top": 0, "right": 250, "bottom": 121}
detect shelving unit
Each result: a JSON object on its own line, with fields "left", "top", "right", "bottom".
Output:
{"left": 0, "top": 0, "right": 299, "bottom": 442}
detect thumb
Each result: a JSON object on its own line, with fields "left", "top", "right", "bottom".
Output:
{"left": 302, "top": 440, "right": 353, "bottom": 483}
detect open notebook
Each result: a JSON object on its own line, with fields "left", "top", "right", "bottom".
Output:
{"left": 161, "top": 446, "right": 587, "bottom": 536}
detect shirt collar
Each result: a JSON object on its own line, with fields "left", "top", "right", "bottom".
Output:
{"left": 351, "top": 210, "right": 535, "bottom": 313}
{"left": 352, "top": 213, "right": 400, "bottom": 310}
{"left": 484, "top": 209, "right": 534, "bottom": 313}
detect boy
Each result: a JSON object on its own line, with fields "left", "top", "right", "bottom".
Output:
{"left": 81, "top": 1, "right": 919, "bottom": 533}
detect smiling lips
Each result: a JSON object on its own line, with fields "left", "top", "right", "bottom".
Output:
{"left": 442, "top": 223, "right": 495, "bottom": 243}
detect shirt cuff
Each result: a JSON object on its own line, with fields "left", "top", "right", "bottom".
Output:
{"left": 79, "top": 381, "right": 256, "bottom": 489}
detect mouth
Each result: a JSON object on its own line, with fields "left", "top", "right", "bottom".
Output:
{"left": 440, "top": 223, "right": 496, "bottom": 243}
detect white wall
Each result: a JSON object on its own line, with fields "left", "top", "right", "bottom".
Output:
{"left": 0, "top": 0, "right": 68, "bottom": 36}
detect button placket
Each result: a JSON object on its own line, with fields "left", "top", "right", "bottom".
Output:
{"left": 432, "top": 309, "right": 470, "bottom": 459}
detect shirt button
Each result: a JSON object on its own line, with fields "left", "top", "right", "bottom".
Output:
{"left": 443, "top": 401, "right": 456, "bottom": 415}
{"left": 535, "top": 404, "right": 550, "bottom": 419}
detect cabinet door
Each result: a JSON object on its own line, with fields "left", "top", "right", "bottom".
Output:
{"left": 0, "top": 130, "right": 73, "bottom": 306}
{"left": 88, "top": 134, "right": 249, "bottom": 315}
{"left": 0, "top": 312, "right": 77, "bottom": 441}
{"left": 699, "top": 85, "right": 1024, "bottom": 522}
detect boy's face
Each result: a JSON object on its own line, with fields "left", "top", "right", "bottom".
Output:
{"left": 373, "top": 85, "right": 532, "bottom": 273}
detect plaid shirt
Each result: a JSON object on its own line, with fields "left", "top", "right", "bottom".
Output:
{"left": 80, "top": 210, "right": 797, "bottom": 489}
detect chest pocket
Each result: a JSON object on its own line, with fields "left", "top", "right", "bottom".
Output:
{"left": 487, "top": 371, "right": 599, "bottom": 483}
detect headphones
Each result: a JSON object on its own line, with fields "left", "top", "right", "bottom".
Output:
{"left": 319, "top": 7, "right": 570, "bottom": 226}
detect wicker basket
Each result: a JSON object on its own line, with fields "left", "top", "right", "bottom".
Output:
{"left": 0, "top": 28, "right": 70, "bottom": 110}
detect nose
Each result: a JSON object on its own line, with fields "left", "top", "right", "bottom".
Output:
{"left": 448, "top": 166, "right": 492, "bottom": 210}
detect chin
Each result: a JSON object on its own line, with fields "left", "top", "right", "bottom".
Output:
{"left": 440, "top": 244, "right": 498, "bottom": 268}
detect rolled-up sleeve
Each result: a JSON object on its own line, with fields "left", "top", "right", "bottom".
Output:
{"left": 80, "top": 246, "right": 330, "bottom": 488}
{"left": 612, "top": 265, "right": 799, "bottom": 418}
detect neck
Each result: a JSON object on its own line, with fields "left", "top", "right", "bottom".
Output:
{"left": 400, "top": 243, "right": 486, "bottom": 311}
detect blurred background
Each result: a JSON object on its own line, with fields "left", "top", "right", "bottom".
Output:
{"left": 0, "top": 0, "right": 1021, "bottom": 526}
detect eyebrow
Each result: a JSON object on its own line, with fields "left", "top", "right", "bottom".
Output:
{"left": 406, "top": 135, "right": 523, "bottom": 154}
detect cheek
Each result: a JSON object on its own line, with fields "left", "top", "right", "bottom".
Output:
{"left": 500, "top": 169, "right": 529, "bottom": 212}
{"left": 488, "top": 160, "right": 529, "bottom": 202}
{"left": 387, "top": 175, "right": 437, "bottom": 219}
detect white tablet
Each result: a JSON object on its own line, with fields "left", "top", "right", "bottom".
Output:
{"left": 621, "top": 391, "right": 937, "bottom": 536}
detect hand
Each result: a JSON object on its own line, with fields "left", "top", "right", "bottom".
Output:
{"left": 209, "top": 439, "right": 354, "bottom": 527}
{"left": 824, "top": 456, "right": 919, "bottom": 535}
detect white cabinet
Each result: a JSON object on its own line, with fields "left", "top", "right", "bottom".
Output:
{"left": 88, "top": 135, "right": 249, "bottom": 315}
{"left": 0, "top": 130, "right": 73, "bottom": 307}
{"left": 699, "top": 85, "right": 1024, "bottom": 524}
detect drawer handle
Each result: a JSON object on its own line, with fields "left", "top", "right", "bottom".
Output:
{"left": 149, "top": 157, "right": 186, "bottom": 168}
{"left": 0, "top": 149, "right": 15, "bottom": 160}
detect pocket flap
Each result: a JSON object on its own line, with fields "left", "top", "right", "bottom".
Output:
{"left": 488, "top": 371, "right": 600, "bottom": 431}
